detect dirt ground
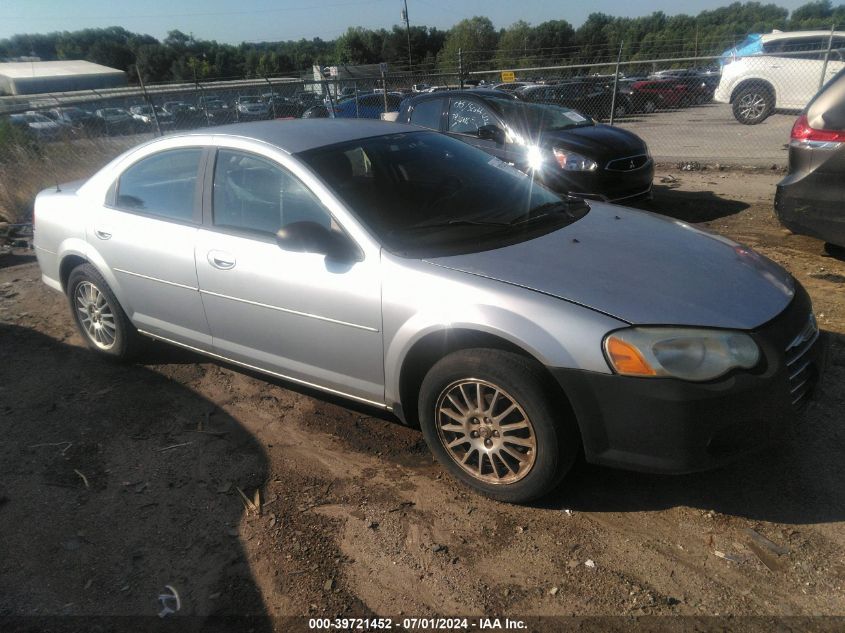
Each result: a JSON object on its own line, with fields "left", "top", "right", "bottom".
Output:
{"left": 1, "top": 167, "right": 844, "bottom": 630}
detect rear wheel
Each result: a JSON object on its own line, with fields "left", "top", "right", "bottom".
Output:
{"left": 418, "top": 348, "right": 579, "bottom": 503}
{"left": 67, "top": 263, "right": 141, "bottom": 359}
{"left": 732, "top": 84, "right": 774, "bottom": 124}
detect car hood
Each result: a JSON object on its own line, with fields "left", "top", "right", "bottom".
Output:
{"left": 424, "top": 203, "right": 795, "bottom": 329}
{"left": 537, "top": 124, "right": 647, "bottom": 159}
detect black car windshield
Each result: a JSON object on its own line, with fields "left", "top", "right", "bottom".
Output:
{"left": 493, "top": 98, "right": 593, "bottom": 131}
{"left": 298, "top": 131, "right": 588, "bottom": 255}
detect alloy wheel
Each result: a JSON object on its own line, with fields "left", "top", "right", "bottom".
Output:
{"left": 737, "top": 92, "right": 766, "bottom": 121}
{"left": 74, "top": 281, "right": 117, "bottom": 350}
{"left": 434, "top": 379, "right": 537, "bottom": 485}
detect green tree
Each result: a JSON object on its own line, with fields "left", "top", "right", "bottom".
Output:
{"left": 437, "top": 16, "right": 498, "bottom": 73}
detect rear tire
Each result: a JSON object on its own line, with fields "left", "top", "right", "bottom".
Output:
{"left": 67, "top": 263, "right": 141, "bottom": 359}
{"left": 732, "top": 84, "right": 774, "bottom": 125}
{"left": 418, "top": 348, "right": 579, "bottom": 504}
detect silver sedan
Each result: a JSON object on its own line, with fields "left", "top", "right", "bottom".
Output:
{"left": 33, "top": 119, "right": 824, "bottom": 503}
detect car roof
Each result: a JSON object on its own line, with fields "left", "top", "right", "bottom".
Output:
{"left": 180, "top": 119, "right": 421, "bottom": 154}
{"left": 406, "top": 89, "right": 517, "bottom": 103}
{"left": 761, "top": 29, "right": 845, "bottom": 42}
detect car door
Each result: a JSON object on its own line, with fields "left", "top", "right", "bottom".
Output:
{"left": 194, "top": 143, "right": 385, "bottom": 404}
{"left": 89, "top": 144, "right": 212, "bottom": 350}
{"left": 446, "top": 96, "right": 525, "bottom": 165}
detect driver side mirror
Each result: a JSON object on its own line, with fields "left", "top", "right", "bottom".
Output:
{"left": 276, "top": 221, "right": 362, "bottom": 262}
{"left": 477, "top": 124, "right": 506, "bottom": 144}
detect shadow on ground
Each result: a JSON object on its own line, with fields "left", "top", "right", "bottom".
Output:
{"left": 543, "top": 331, "right": 845, "bottom": 525}
{"left": 633, "top": 184, "right": 750, "bottom": 223}
{"left": 0, "top": 252, "right": 36, "bottom": 271}
{"left": 0, "top": 324, "right": 271, "bottom": 626}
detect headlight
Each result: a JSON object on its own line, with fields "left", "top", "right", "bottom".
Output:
{"left": 526, "top": 145, "right": 545, "bottom": 170}
{"left": 603, "top": 327, "right": 760, "bottom": 381}
{"left": 553, "top": 148, "right": 597, "bottom": 171}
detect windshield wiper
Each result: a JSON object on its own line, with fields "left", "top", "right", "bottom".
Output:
{"left": 510, "top": 197, "right": 588, "bottom": 226}
{"left": 395, "top": 219, "right": 511, "bottom": 232}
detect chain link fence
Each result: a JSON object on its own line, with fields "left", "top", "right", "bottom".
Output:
{"left": 2, "top": 36, "right": 842, "bottom": 223}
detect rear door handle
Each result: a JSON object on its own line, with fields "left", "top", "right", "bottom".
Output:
{"left": 94, "top": 227, "right": 112, "bottom": 240}
{"left": 207, "top": 250, "right": 236, "bottom": 270}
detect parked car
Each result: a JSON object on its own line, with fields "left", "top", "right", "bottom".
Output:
{"left": 515, "top": 80, "right": 622, "bottom": 120}
{"left": 8, "top": 111, "right": 66, "bottom": 141}
{"left": 129, "top": 105, "right": 175, "bottom": 130}
{"left": 196, "top": 96, "right": 232, "bottom": 124}
{"left": 301, "top": 104, "right": 330, "bottom": 118}
{"left": 623, "top": 77, "right": 695, "bottom": 111}
{"left": 654, "top": 68, "right": 720, "bottom": 104}
{"left": 93, "top": 108, "right": 135, "bottom": 134}
{"left": 265, "top": 96, "right": 305, "bottom": 118}
{"left": 162, "top": 101, "right": 204, "bottom": 127}
{"left": 45, "top": 107, "right": 97, "bottom": 133}
{"left": 775, "top": 68, "right": 845, "bottom": 248}
{"left": 715, "top": 29, "right": 845, "bottom": 124}
{"left": 235, "top": 95, "right": 271, "bottom": 121}
{"left": 492, "top": 82, "right": 534, "bottom": 92}
{"left": 32, "top": 119, "right": 824, "bottom": 503}
{"left": 397, "top": 90, "right": 653, "bottom": 202}
{"left": 295, "top": 91, "right": 323, "bottom": 108}
{"left": 332, "top": 93, "right": 403, "bottom": 119}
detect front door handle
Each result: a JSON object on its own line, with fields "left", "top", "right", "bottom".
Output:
{"left": 208, "top": 250, "right": 236, "bottom": 270}
{"left": 94, "top": 227, "right": 112, "bottom": 240}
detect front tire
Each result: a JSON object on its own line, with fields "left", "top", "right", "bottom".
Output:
{"left": 67, "top": 263, "right": 141, "bottom": 359}
{"left": 418, "top": 349, "right": 579, "bottom": 503}
{"left": 732, "top": 84, "right": 774, "bottom": 124}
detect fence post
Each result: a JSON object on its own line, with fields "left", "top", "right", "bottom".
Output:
{"left": 609, "top": 40, "right": 624, "bottom": 126}
{"left": 380, "top": 65, "right": 388, "bottom": 116}
{"left": 820, "top": 24, "right": 836, "bottom": 91}
{"left": 263, "top": 76, "right": 277, "bottom": 119}
{"left": 354, "top": 80, "right": 359, "bottom": 118}
{"left": 135, "top": 65, "right": 162, "bottom": 137}
{"left": 458, "top": 48, "right": 464, "bottom": 89}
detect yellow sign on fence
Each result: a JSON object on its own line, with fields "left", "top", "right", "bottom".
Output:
{"left": 500, "top": 71, "right": 515, "bottom": 83}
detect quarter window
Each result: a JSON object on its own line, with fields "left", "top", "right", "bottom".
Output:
{"left": 409, "top": 99, "right": 443, "bottom": 130}
{"left": 116, "top": 148, "right": 202, "bottom": 222}
{"left": 212, "top": 150, "right": 332, "bottom": 235}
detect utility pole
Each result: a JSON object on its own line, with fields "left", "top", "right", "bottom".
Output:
{"left": 402, "top": 0, "right": 412, "bottom": 71}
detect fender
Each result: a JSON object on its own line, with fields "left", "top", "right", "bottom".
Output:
{"left": 382, "top": 274, "right": 626, "bottom": 407}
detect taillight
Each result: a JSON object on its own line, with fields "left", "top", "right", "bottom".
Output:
{"left": 791, "top": 114, "right": 845, "bottom": 143}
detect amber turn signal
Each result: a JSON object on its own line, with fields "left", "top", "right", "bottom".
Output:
{"left": 605, "top": 336, "right": 657, "bottom": 376}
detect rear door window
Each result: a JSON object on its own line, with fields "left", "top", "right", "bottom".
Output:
{"left": 409, "top": 99, "right": 443, "bottom": 130}
{"left": 116, "top": 148, "right": 203, "bottom": 222}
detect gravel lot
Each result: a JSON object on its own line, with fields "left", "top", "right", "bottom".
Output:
{"left": 0, "top": 168, "right": 844, "bottom": 630}
{"left": 618, "top": 102, "right": 795, "bottom": 167}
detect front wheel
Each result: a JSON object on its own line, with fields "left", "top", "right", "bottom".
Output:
{"left": 418, "top": 349, "right": 579, "bottom": 503}
{"left": 732, "top": 84, "right": 774, "bottom": 124}
{"left": 67, "top": 263, "right": 141, "bottom": 359}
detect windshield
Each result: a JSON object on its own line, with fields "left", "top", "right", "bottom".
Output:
{"left": 240, "top": 96, "right": 262, "bottom": 104}
{"left": 298, "top": 131, "right": 587, "bottom": 256}
{"left": 492, "top": 98, "right": 593, "bottom": 131}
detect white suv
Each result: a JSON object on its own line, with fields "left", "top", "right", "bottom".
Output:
{"left": 715, "top": 30, "right": 845, "bottom": 124}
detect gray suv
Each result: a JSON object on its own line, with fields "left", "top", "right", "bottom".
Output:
{"left": 33, "top": 120, "right": 824, "bottom": 503}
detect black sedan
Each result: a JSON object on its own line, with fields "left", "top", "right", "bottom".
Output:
{"left": 776, "top": 69, "right": 845, "bottom": 249}
{"left": 397, "top": 90, "right": 653, "bottom": 202}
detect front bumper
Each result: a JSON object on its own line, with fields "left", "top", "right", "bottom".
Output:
{"left": 541, "top": 160, "right": 655, "bottom": 203}
{"left": 550, "top": 286, "right": 826, "bottom": 474}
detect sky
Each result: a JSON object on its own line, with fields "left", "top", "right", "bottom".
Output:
{"left": 0, "top": 0, "right": 812, "bottom": 44}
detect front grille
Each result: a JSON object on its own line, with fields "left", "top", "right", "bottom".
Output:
{"left": 784, "top": 313, "right": 820, "bottom": 407}
{"left": 606, "top": 154, "right": 649, "bottom": 171}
